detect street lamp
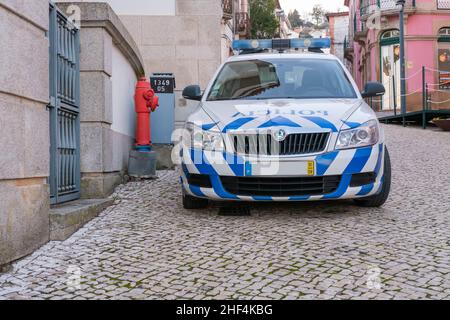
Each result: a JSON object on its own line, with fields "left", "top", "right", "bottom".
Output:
{"left": 396, "top": 0, "right": 407, "bottom": 124}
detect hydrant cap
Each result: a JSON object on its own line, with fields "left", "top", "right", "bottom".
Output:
{"left": 136, "top": 77, "right": 150, "bottom": 90}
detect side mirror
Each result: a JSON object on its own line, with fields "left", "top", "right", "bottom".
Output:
{"left": 361, "top": 82, "right": 385, "bottom": 98}
{"left": 182, "top": 85, "right": 202, "bottom": 101}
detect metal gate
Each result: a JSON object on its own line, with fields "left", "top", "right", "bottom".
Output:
{"left": 49, "top": 3, "right": 81, "bottom": 204}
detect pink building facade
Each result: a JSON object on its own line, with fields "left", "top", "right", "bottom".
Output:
{"left": 344, "top": 0, "right": 450, "bottom": 111}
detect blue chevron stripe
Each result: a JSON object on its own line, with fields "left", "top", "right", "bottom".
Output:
{"left": 289, "top": 195, "right": 311, "bottom": 201}
{"left": 222, "top": 117, "right": 256, "bottom": 132}
{"left": 357, "top": 183, "right": 374, "bottom": 196}
{"left": 374, "top": 144, "right": 384, "bottom": 175}
{"left": 190, "top": 149, "right": 217, "bottom": 175}
{"left": 343, "top": 146, "right": 373, "bottom": 174}
{"left": 202, "top": 122, "right": 219, "bottom": 131}
{"left": 258, "top": 116, "right": 302, "bottom": 128}
{"left": 342, "top": 120, "right": 361, "bottom": 129}
{"left": 209, "top": 175, "right": 239, "bottom": 199}
{"left": 189, "top": 149, "right": 239, "bottom": 199}
{"left": 181, "top": 163, "right": 190, "bottom": 178}
{"left": 189, "top": 185, "right": 206, "bottom": 197}
{"left": 223, "top": 152, "right": 245, "bottom": 176}
{"left": 252, "top": 196, "right": 273, "bottom": 201}
{"left": 375, "top": 177, "right": 384, "bottom": 195}
{"left": 302, "top": 116, "right": 338, "bottom": 132}
{"left": 323, "top": 174, "right": 352, "bottom": 199}
{"left": 316, "top": 151, "right": 339, "bottom": 176}
{"left": 356, "top": 144, "right": 383, "bottom": 196}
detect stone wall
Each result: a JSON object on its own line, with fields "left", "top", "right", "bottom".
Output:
{"left": 331, "top": 14, "right": 349, "bottom": 64}
{"left": 0, "top": 0, "right": 50, "bottom": 266}
{"left": 118, "top": 0, "right": 223, "bottom": 130}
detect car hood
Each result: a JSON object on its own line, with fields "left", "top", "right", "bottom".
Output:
{"left": 201, "top": 99, "right": 364, "bottom": 133}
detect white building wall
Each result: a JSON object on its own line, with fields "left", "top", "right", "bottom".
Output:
{"left": 221, "top": 20, "right": 234, "bottom": 63}
{"left": 63, "top": 0, "right": 176, "bottom": 15}
{"left": 117, "top": 0, "right": 223, "bottom": 131}
{"left": 333, "top": 15, "right": 349, "bottom": 63}
{"left": 111, "top": 45, "right": 137, "bottom": 137}
{"left": 61, "top": 0, "right": 224, "bottom": 132}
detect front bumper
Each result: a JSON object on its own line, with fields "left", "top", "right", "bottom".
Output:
{"left": 180, "top": 144, "right": 385, "bottom": 202}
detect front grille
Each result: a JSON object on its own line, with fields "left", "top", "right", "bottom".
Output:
{"left": 229, "top": 132, "right": 330, "bottom": 156}
{"left": 221, "top": 176, "right": 341, "bottom": 197}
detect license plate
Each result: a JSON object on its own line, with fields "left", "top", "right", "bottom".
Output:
{"left": 245, "top": 161, "right": 315, "bottom": 176}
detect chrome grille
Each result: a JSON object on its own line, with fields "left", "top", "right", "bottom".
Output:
{"left": 229, "top": 132, "right": 330, "bottom": 156}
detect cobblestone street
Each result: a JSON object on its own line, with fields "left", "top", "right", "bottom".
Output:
{"left": 0, "top": 124, "right": 449, "bottom": 300}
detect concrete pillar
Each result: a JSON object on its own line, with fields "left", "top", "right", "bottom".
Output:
{"left": 77, "top": 27, "right": 120, "bottom": 198}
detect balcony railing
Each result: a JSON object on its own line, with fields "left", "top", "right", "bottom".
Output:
{"left": 236, "top": 12, "right": 251, "bottom": 37}
{"left": 437, "top": 0, "right": 450, "bottom": 9}
{"left": 222, "top": 0, "right": 233, "bottom": 20}
{"left": 360, "top": 0, "right": 416, "bottom": 17}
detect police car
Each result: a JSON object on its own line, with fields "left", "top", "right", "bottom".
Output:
{"left": 179, "top": 38, "right": 390, "bottom": 209}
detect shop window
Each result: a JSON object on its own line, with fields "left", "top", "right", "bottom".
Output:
{"left": 438, "top": 28, "right": 450, "bottom": 90}
{"left": 381, "top": 29, "right": 400, "bottom": 40}
{"left": 380, "top": 30, "right": 401, "bottom": 110}
{"left": 439, "top": 27, "right": 450, "bottom": 36}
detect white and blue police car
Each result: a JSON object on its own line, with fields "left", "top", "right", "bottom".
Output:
{"left": 178, "top": 38, "right": 390, "bottom": 209}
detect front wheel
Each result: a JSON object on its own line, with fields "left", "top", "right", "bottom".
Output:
{"left": 354, "top": 147, "right": 391, "bottom": 208}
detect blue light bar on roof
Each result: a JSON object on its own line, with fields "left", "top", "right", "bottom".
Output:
{"left": 232, "top": 38, "right": 331, "bottom": 51}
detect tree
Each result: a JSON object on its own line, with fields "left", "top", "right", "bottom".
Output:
{"left": 288, "top": 9, "right": 303, "bottom": 28}
{"left": 311, "top": 4, "right": 326, "bottom": 27}
{"left": 249, "top": 0, "right": 279, "bottom": 39}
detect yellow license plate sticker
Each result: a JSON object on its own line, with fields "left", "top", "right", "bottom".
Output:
{"left": 307, "top": 161, "right": 315, "bottom": 176}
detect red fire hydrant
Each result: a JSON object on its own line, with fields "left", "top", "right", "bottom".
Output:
{"left": 135, "top": 77, "right": 159, "bottom": 151}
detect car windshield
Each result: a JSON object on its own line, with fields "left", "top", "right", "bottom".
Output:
{"left": 206, "top": 58, "right": 357, "bottom": 101}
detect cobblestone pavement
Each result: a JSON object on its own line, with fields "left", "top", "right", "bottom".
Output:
{"left": 1, "top": 125, "right": 449, "bottom": 300}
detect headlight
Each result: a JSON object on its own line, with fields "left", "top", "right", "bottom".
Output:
{"left": 186, "top": 122, "right": 225, "bottom": 151}
{"left": 336, "top": 119, "right": 379, "bottom": 150}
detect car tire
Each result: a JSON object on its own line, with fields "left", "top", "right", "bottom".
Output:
{"left": 183, "top": 192, "right": 209, "bottom": 209}
{"left": 354, "top": 147, "right": 391, "bottom": 208}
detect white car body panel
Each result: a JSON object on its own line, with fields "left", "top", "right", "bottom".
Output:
{"left": 178, "top": 53, "right": 387, "bottom": 202}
